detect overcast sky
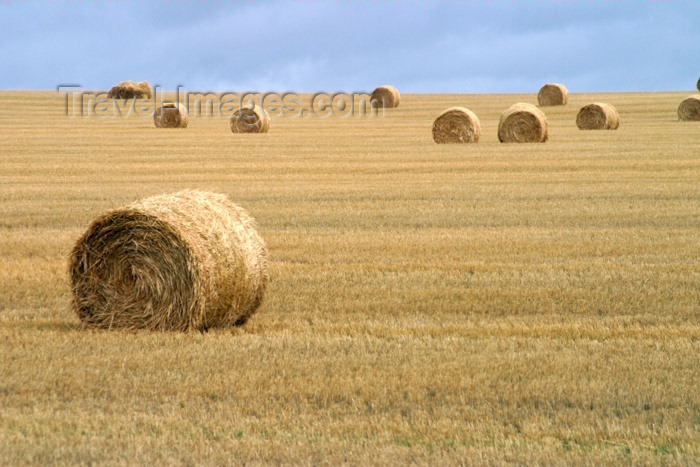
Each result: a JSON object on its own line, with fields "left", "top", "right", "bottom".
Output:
{"left": 1, "top": 1, "right": 698, "bottom": 94}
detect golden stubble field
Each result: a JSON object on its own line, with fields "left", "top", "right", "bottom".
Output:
{"left": 1, "top": 90, "right": 699, "bottom": 464}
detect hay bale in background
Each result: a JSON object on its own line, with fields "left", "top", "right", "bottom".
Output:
{"left": 498, "top": 103, "right": 548, "bottom": 143}
{"left": 230, "top": 105, "right": 270, "bottom": 133}
{"left": 370, "top": 85, "right": 401, "bottom": 109}
{"left": 69, "top": 190, "right": 269, "bottom": 331}
{"left": 537, "top": 83, "right": 569, "bottom": 106}
{"left": 697, "top": 77, "right": 700, "bottom": 92}
{"left": 107, "top": 81, "right": 152, "bottom": 99}
{"left": 154, "top": 102, "right": 188, "bottom": 128}
{"left": 432, "top": 107, "right": 481, "bottom": 143}
{"left": 576, "top": 103, "right": 620, "bottom": 130}
{"left": 677, "top": 95, "right": 700, "bottom": 121}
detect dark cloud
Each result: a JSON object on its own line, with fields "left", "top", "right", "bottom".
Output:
{"left": 0, "top": 1, "right": 697, "bottom": 92}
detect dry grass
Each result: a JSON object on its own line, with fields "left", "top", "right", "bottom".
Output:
{"left": 0, "top": 90, "right": 699, "bottom": 464}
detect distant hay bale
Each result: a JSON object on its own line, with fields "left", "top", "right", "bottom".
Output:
{"left": 107, "top": 81, "right": 152, "bottom": 99}
{"left": 498, "top": 103, "right": 548, "bottom": 143}
{"left": 697, "top": 77, "right": 700, "bottom": 92}
{"left": 154, "top": 102, "right": 188, "bottom": 128}
{"left": 537, "top": 83, "right": 569, "bottom": 106}
{"left": 230, "top": 105, "right": 270, "bottom": 133}
{"left": 432, "top": 107, "right": 481, "bottom": 143}
{"left": 370, "top": 85, "right": 401, "bottom": 109}
{"left": 677, "top": 95, "right": 700, "bottom": 121}
{"left": 69, "top": 190, "right": 269, "bottom": 331}
{"left": 576, "top": 103, "right": 620, "bottom": 130}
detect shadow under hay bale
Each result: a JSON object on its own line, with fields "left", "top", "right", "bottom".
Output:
{"left": 498, "top": 103, "right": 548, "bottom": 143}
{"left": 107, "top": 81, "right": 152, "bottom": 99}
{"left": 537, "top": 83, "right": 568, "bottom": 106}
{"left": 678, "top": 96, "right": 700, "bottom": 121}
{"left": 69, "top": 190, "right": 269, "bottom": 331}
{"left": 432, "top": 107, "right": 481, "bottom": 143}
{"left": 230, "top": 105, "right": 270, "bottom": 133}
{"left": 576, "top": 103, "right": 620, "bottom": 130}
{"left": 370, "top": 85, "right": 401, "bottom": 109}
{"left": 154, "top": 103, "right": 188, "bottom": 128}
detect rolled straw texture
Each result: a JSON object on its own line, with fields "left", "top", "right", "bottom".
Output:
{"left": 230, "top": 106, "right": 270, "bottom": 133}
{"left": 370, "top": 85, "right": 401, "bottom": 109}
{"left": 69, "top": 190, "right": 269, "bottom": 331}
{"left": 576, "top": 103, "right": 620, "bottom": 130}
{"left": 537, "top": 83, "right": 568, "bottom": 106}
{"left": 107, "top": 81, "right": 152, "bottom": 99}
{"left": 432, "top": 107, "right": 481, "bottom": 143}
{"left": 678, "top": 95, "right": 700, "bottom": 121}
{"left": 498, "top": 103, "right": 548, "bottom": 143}
{"left": 154, "top": 102, "right": 188, "bottom": 128}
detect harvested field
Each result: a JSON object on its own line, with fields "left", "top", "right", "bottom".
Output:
{"left": 0, "top": 90, "right": 698, "bottom": 464}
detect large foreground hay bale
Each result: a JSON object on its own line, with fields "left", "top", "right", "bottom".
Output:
{"left": 537, "top": 83, "right": 568, "bottom": 106}
{"left": 230, "top": 105, "right": 270, "bottom": 133}
{"left": 107, "top": 81, "right": 152, "bottom": 99}
{"left": 69, "top": 190, "right": 269, "bottom": 331}
{"left": 677, "top": 95, "right": 700, "bottom": 121}
{"left": 370, "top": 85, "right": 401, "bottom": 109}
{"left": 154, "top": 102, "right": 188, "bottom": 128}
{"left": 576, "top": 103, "right": 620, "bottom": 130}
{"left": 498, "top": 103, "right": 548, "bottom": 143}
{"left": 432, "top": 107, "right": 481, "bottom": 143}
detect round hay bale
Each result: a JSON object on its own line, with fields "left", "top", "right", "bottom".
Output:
{"left": 154, "top": 102, "right": 188, "bottom": 128}
{"left": 537, "top": 83, "right": 569, "bottom": 106}
{"left": 576, "top": 103, "right": 620, "bottom": 130}
{"left": 69, "top": 190, "right": 269, "bottom": 331}
{"left": 370, "top": 85, "right": 400, "bottom": 109}
{"left": 697, "top": 77, "right": 700, "bottom": 92}
{"left": 498, "top": 103, "right": 548, "bottom": 143}
{"left": 107, "top": 81, "right": 152, "bottom": 99}
{"left": 677, "top": 95, "right": 700, "bottom": 121}
{"left": 432, "top": 107, "right": 481, "bottom": 143}
{"left": 230, "top": 105, "right": 270, "bottom": 133}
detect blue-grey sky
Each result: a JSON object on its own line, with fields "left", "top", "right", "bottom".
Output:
{"left": 1, "top": 1, "right": 698, "bottom": 93}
